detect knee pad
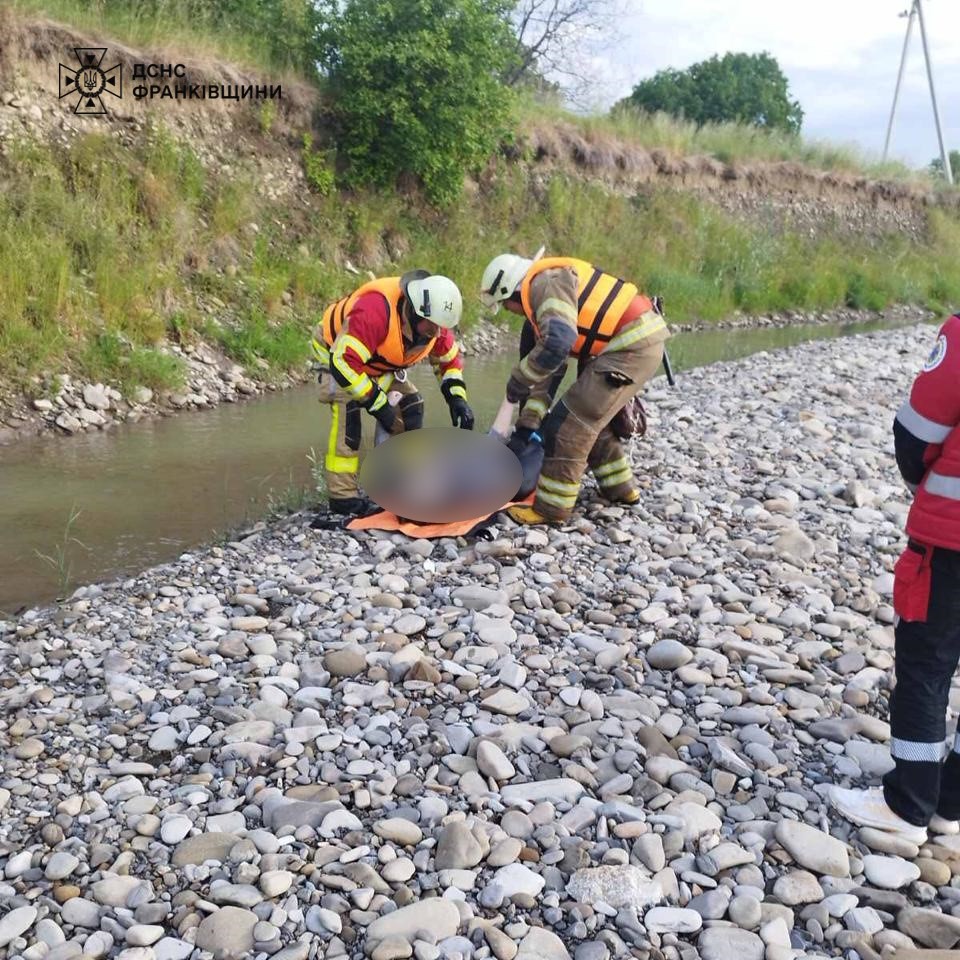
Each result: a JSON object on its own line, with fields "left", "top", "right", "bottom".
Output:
{"left": 400, "top": 392, "right": 424, "bottom": 431}
{"left": 345, "top": 401, "right": 362, "bottom": 451}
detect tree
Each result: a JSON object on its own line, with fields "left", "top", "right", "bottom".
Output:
{"left": 929, "top": 150, "right": 959, "bottom": 180}
{"left": 619, "top": 52, "right": 804, "bottom": 135}
{"left": 504, "top": 0, "right": 615, "bottom": 96}
{"left": 316, "top": 0, "right": 517, "bottom": 204}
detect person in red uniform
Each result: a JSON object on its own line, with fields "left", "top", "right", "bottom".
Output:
{"left": 832, "top": 314, "right": 960, "bottom": 843}
{"left": 312, "top": 270, "right": 473, "bottom": 515}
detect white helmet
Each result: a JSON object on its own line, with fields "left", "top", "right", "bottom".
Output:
{"left": 405, "top": 274, "right": 463, "bottom": 329}
{"left": 479, "top": 246, "right": 545, "bottom": 312}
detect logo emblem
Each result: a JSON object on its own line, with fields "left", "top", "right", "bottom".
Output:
{"left": 923, "top": 334, "right": 947, "bottom": 372}
{"left": 59, "top": 48, "right": 122, "bottom": 115}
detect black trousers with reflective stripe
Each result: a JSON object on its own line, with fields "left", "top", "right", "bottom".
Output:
{"left": 883, "top": 544, "right": 960, "bottom": 825}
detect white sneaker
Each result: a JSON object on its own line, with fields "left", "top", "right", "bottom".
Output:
{"left": 930, "top": 814, "right": 960, "bottom": 835}
{"left": 829, "top": 786, "right": 928, "bottom": 845}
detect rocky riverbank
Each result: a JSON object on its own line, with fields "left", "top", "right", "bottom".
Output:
{"left": 2, "top": 321, "right": 958, "bottom": 960}
{"left": 0, "top": 320, "right": 513, "bottom": 447}
{"left": 0, "top": 303, "right": 935, "bottom": 447}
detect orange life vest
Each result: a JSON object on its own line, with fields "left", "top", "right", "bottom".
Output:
{"left": 519, "top": 257, "right": 652, "bottom": 359}
{"left": 321, "top": 278, "right": 436, "bottom": 374}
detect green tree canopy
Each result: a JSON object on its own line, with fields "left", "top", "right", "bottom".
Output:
{"left": 619, "top": 52, "right": 804, "bottom": 135}
{"left": 929, "top": 149, "right": 959, "bottom": 179}
{"left": 317, "top": 0, "right": 517, "bottom": 204}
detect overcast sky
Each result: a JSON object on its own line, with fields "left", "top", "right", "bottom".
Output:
{"left": 579, "top": 0, "right": 960, "bottom": 170}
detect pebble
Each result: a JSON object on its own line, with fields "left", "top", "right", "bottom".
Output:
{"left": 374, "top": 819, "right": 424, "bottom": 846}
{"left": 0, "top": 906, "right": 38, "bottom": 948}
{"left": 774, "top": 820, "right": 849, "bottom": 877}
{"left": 490, "top": 863, "right": 545, "bottom": 898}
{"left": 698, "top": 928, "right": 765, "bottom": 960}
{"left": 772, "top": 870, "right": 824, "bottom": 904}
{"left": 160, "top": 816, "right": 192, "bottom": 845}
{"left": 195, "top": 907, "right": 258, "bottom": 958}
{"left": 566, "top": 865, "right": 661, "bottom": 911}
{"left": 366, "top": 900, "right": 461, "bottom": 944}
{"left": 44, "top": 853, "right": 79, "bottom": 880}
{"left": 644, "top": 907, "right": 703, "bottom": 933}
{"left": 863, "top": 854, "right": 922, "bottom": 889}
{"left": 0, "top": 323, "right": 950, "bottom": 960}
{"left": 646, "top": 638, "right": 693, "bottom": 670}
{"left": 729, "top": 895, "right": 762, "bottom": 929}
{"left": 477, "top": 741, "right": 516, "bottom": 780}
{"left": 516, "top": 928, "right": 571, "bottom": 960}
{"left": 172, "top": 832, "right": 238, "bottom": 866}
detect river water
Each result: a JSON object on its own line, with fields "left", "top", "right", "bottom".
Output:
{"left": 0, "top": 317, "right": 918, "bottom": 614}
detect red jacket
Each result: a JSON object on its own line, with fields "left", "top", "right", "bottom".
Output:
{"left": 895, "top": 314, "right": 960, "bottom": 549}
{"left": 333, "top": 292, "right": 465, "bottom": 407}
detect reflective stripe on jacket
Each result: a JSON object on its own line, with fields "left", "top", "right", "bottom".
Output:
{"left": 316, "top": 277, "right": 436, "bottom": 374}
{"left": 519, "top": 257, "right": 665, "bottom": 359}
{"left": 900, "top": 314, "right": 960, "bottom": 550}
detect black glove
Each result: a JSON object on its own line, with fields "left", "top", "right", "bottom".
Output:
{"left": 506, "top": 374, "right": 530, "bottom": 405}
{"left": 448, "top": 397, "right": 475, "bottom": 430}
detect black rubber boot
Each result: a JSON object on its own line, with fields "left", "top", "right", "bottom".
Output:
{"left": 311, "top": 497, "right": 378, "bottom": 529}
{"left": 329, "top": 496, "right": 376, "bottom": 516}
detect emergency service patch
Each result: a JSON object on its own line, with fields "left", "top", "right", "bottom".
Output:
{"left": 923, "top": 334, "right": 947, "bottom": 372}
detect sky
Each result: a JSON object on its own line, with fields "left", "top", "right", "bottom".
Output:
{"left": 575, "top": 0, "right": 960, "bottom": 170}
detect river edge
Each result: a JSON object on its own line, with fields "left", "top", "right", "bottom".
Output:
{"left": 0, "top": 303, "right": 935, "bottom": 449}
{"left": 4, "top": 316, "right": 933, "bottom": 627}
{"left": 0, "top": 321, "right": 952, "bottom": 960}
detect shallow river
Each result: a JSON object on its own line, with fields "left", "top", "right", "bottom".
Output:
{"left": 0, "top": 317, "right": 919, "bottom": 614}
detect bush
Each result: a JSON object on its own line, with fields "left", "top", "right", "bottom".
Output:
{"left": 302, "top": 134, "right": 336, "bottom": 196}
{"left": 317, "top": 0, "right": 517, "bottom": 204}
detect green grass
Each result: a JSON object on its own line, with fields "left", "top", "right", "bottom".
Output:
{"left": 3, "top": 116, "right": 960, "bottom": 399}
{"left": 81, "top": 333, "right": 187, "bottom": 392}
{"left": 209, "top": 310, "right": 311, "bottom": 375}
{"left": 517, "top": 93, "right": 936, "bottom": 185}
{"left": 9, "top": 0, "right": 302, "bottom": 74}
{"left": 34, "top": 503, "right": 88, "bottom": 599}
{"left": 10, "top": 0, "right": 945, "bottom": 186}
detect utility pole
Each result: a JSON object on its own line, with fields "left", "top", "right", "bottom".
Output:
{"left": 884, "top": 0, "right": 953, "bottom": 185}
{"left": 883, "top": 4, "right": 915, "bottom": 163}
{"left": 915, "top": 0, "right": 953, "bottom": 184}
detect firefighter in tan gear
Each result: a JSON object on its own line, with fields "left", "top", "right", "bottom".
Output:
{"left": 480, "top": 252, "right": 669, "bottom": 524}
{"left": 312, "top": 270, "right": 474, "bottom": 516}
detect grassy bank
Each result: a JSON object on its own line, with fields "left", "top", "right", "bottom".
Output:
{"left": 8, "top": 0, "right": 315, "bottom": 74}
{"left": 3, "top": 122, "right": 960, "bottom": 397}
{"left": 516, "top": 97, "right": 930, "bottom": 185}
{"left": 11, "top": 0, "right": 944, "bottom": 185}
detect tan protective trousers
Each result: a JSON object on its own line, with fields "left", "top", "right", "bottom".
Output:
{"left": 534, "top": 336, "right": 665, "bottom": 521}
{"left": 318, "top": 369, "right": 422, "bottom": 501}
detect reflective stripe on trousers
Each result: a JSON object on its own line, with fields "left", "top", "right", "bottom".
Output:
{"left": 593, "top": 456, "right": 632, "bottom": 489}
{"left": 325, "top": 402, "right": 359, "bottom": 475}
{"left": 536, "top": 474, "right": 580, "bottom": 510}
